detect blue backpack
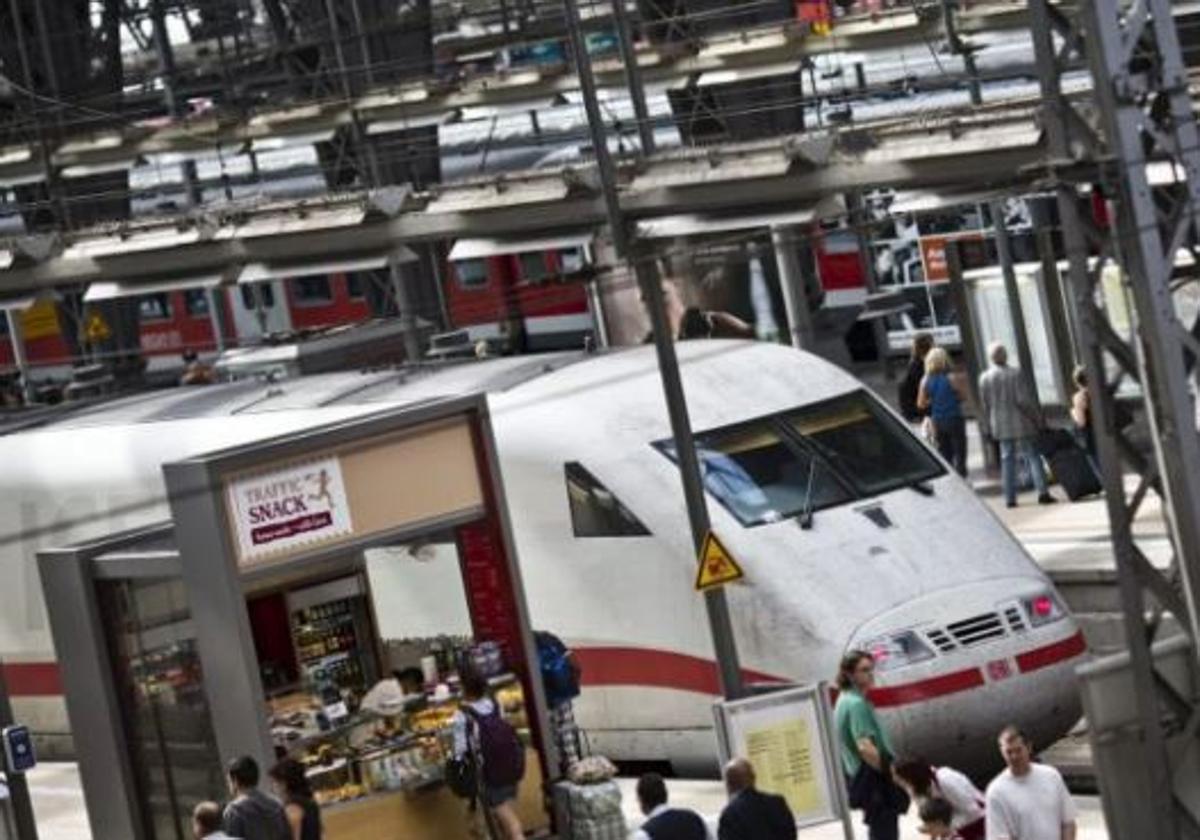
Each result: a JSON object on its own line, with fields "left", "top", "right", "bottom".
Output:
{"left": 536, "top": 632, "right": 581, "bottom": 707}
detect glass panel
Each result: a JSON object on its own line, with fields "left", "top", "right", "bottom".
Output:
{"left": 559, "top": 247, "right": 586, "bottom": 275}
{"left": 455, "top": 259, "right": 488, "bottom": 289}
{"left": 183, "top": 290, "right": 209, "bottom": 317}
{"left": 291, "top": 276, "right": 332, "bottom": 304}
{"left": 657, "top": 423, "right": 852, "bottom": 527}
{"left": 346, "top": 274, "right": 365, "bottom": 300}
{"left": 98, "top": 577, "right": 223, "bottom": 840}
{"left": 518, "top": 252, "right": 549, "bottom": 282}
{"left": 138, "top": 293, "right": 172, "bottom": 321}
{"left": 564, "top": 462, "right": 651, "bottom": 537}
{"left": 784, "top": 391, "right": 944, "bottom": 496}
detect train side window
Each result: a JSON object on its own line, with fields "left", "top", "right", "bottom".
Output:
{"left": 291, "top": 276, "right": 333, "bottom": 306}
{"left": 346, "top": 274, "right": 366, "bottom": 300}
{"left": 138, "top": 293, "right": 171, "bottom": 321}
{"left": 241, "top": 284, "right": 276, "bottom": 309}
{"left": 455, "top": 259, "right": 488, "bottom": 289}
{"left": 184, "top": 290, "right": 210, "bottom": 317}
{"left": 564, "top": 462, "right": 651, "bottom": 538}
{"left": 518, "top": 252, "right": 549, "bottom": 283}
{"left": 559, "top": 247, "right": 586, "bottom": 275}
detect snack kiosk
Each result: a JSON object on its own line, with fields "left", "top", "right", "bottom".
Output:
{"left": 38, "top": 397, "right": 559, "bottom": 840}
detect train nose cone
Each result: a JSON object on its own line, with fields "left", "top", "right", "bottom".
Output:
{"left": 846, "top": 577, "right": 1087, "bottom": 776}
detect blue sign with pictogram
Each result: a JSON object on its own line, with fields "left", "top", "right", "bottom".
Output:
{"left": 2, "top": 725, "right": 36, "bottom": 773}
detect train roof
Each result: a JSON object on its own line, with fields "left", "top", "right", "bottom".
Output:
{"left": 1, "top": 341, "right": 863, "bottom": 436}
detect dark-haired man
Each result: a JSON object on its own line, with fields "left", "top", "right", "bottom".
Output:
{"left": 985, "top": 726, "right": 1076, "bottom": 840}
{"left": 223, "top": 755, "right": 289, "bottom": 840}
{"left": 633, "top": 772, "right": 711, "bottom": 840}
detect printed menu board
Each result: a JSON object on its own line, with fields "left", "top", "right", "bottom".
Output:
{"left": 713, "top": 684, "right": 851, "bottom": 835}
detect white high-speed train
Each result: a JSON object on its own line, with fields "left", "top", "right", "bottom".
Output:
{"left": 0, "top": 341, "right": 1085, "bottom": 773}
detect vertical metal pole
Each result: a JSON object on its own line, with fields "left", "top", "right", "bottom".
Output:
{"left": 586, "top": 280, "right": 610, "bottom": 349}
{"left": 149, "top": 0, "right": 202, "bottom": 207}
{"left": 611, "top": 0, "right": 656, "bottom": 156}
{"left": 5, "top": 309, "right": 34, "bottom": 405}
{"left": 563, "top": 0, "right": 743, "bottom": 699}
{"left": 848, "top": 192, "right": 892, "bottom": 378}
{"left": 771, "top": 226, "right": 816, "bottom": 350}
{"left": 946, "top": 240, "right": 996, "bottom": 471}
{"left": 389, "top": 257, "right": 422, "bottom": 362}
{"left": 1035, "top": 227, "right": 1077, "bottom": 399}
{"left": 205, "top": 288, "right": 226, "bottom": 354}
{"left": 989, "top": 200, "right": 1040, "bottom": 409}
{"left": 0, "top": 662, "right": 39, "bottom": 840}
{"left": 941, "top": 0, "right": 982, "bottom": 105}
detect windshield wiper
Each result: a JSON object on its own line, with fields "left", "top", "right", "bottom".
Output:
{"left": 798, "top": 459, "right": 816, "bottom": 530}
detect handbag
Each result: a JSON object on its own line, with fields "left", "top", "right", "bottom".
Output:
{"left": 444, "top": 753, "right": 478, "bottom": 799}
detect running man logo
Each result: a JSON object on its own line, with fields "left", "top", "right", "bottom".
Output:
{"left": 695, "top": 531, "right": 745, "bottom": 592}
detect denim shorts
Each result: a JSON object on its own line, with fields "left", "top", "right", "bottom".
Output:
{"left": 483, "top": 784, "right": 518, "bottom": 808}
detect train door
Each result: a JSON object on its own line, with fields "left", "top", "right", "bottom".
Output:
{"left": 227, "top": 281, "right": 292, "bottom": 342}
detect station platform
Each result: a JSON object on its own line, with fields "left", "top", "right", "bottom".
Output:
{"left": 18, "top": 763, "right": 1111, "bottom": 839}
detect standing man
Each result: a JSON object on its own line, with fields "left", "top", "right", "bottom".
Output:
{"left": 978, "top": 342, "right": 1056, "bottom": 508}
{"left": 223, "top": 756, "right": 289, "bottom": 840}
{"left": 985, "top": 726, "right": 1077, "bottom": 840}
{"left": 633, "top": 772, "right": 711, "bottom": 840}
{"left": 718, "top": 758, "right": 796, "bottom": 840}
{"left": 834, "top": 651, "right": 907, "bottom": 840}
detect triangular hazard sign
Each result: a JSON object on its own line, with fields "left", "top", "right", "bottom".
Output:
{"left": 695, "top": 530, "right": 745, "bottom": 591}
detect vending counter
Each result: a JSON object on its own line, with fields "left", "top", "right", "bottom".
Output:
{"left": 38, "top": 397, "right": 559, "bottom": 840}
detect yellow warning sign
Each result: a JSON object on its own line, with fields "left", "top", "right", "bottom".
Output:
{"left": 84, "top": 312, "right": 111, "bottom": 343}
{"left": 695, "top": 530, "right": 745, "bottom": 591}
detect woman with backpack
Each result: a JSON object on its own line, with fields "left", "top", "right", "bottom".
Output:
{"left": 452, "top": 667, "right": 526, "bottom": 840}
{"left": 918, "top": 347, "right": 969, "bottom": 477}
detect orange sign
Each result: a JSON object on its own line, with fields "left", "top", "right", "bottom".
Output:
{"left": 918, "top": 232, "right": 986, "bottom": 283}
{"left": 695, "top": 531, "right": 745, "bottom": 591}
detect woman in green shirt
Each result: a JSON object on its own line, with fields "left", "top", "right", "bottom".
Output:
{"left": 834, "top": 650, "right": 908, "bottom": 840}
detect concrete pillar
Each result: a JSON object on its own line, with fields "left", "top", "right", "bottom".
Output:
{"left": 771, "top": 225, "right": 816, "bottom": 350}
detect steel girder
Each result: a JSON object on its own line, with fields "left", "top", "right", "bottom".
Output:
{"left": 1030, "top": 1, "right": 1200, "bottom": 837}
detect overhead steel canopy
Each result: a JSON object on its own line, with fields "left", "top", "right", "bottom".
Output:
{"left": 635, "top": 196, "right": 846, "bottom": 238}
{"left": 888, "top": 187, "right": 1011, "bottom": 214}
{"left": 449, "top": 232, "right": 593, "bottom": 261}
{"left": 693, "top": 61, "right": 804, "bottom": 88}
{"left": 237, "top": 249, "right": 418, "bottom": 284}
{"left": 0, "top": 292, "right": 42, "bottom": 312}
{"left": 83, "top": 273, "right": 228, "bottom": 303}
{"left": 62, "top": 227, "right": 206, "bottom": 261}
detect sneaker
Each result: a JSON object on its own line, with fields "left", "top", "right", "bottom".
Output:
{"left": 1006, "top": 501, "right": 1018, "bottom": 509}
{"left": 1037, "top": 493, "right": 1057, "bottom": 505}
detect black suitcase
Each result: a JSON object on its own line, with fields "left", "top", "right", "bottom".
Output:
{"left": 1049, "top": 447, "right": 1103, "bottom": 500}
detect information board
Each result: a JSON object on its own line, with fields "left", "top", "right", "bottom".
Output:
{"left": 713, "top": 684, "right": 852, "bottom": 837}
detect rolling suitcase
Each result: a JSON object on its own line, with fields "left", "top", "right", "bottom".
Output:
{"left": 1049, "top": 446, "right": 1102, "bottom": 500}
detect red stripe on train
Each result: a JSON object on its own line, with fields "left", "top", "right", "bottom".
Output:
{"left": 2, "top": 663, "right": 62, "bottom": 697}
{"left": 574, "top": 647, "right": 783, "bottom": 697}
{"left": 1015, "top": 631, "right": 1088, "bottom": 674}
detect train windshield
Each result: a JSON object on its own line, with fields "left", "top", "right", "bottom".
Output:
{"left": 783, "top": 391, "right": 944, "bottom": 497}
{"left": 654, "top": 390, "right": 944, "bottom": 527}
{"left": 657, "top": 425, "right": 854, "bottom": 527}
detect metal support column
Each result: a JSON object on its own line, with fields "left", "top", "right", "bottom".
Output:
{"left": 389, "top": 257, "right": 422, "bottom": 362}
{"left": 4, "top": 309, "right": 34, "bottom": 405}
{"left": 946, "top": 240, "right": 996, "bottom": 471}
{"left": 563, "top": 0, "right": 743, "bottom": 699}
{"left": 611, "top": 0, "right": 655, "bottom": 156}
{"left": 990, "top": 199, "right": 1040, "bottom": 411}
{"left": 1029, "top": 0, "right": 1200, "bottom": 836}
{"left": 0, "top": 661, "right": 38, "bottom": 840}
{"left": 149, "top": 0, "right": 202, "bottom": 207}
{"left": 1035, "top": 227, "right": 1077, "bottom": 397}
{"left": 205, "top": 288, "right": 226, "bottom": 354}
{"left": 771, "top": 226, "right": 815, "bottom": 350}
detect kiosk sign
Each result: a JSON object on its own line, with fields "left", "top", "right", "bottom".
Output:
{"left": 228, "top": 457, "right": 353, "bottom": 564}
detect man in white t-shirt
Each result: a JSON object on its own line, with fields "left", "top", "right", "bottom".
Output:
{"left": 986, "top": 726, "right": 1077, "bottom": 840}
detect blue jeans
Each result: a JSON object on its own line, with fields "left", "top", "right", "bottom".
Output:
{"left": 1001, "top": 438, "right": 1048, "bottom": 504}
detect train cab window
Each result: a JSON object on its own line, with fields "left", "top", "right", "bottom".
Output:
{"left": 291, "top": 276, "right": 333, "bottom": 306}
{"left": 184, "top": 289, "right": 210, "bottom": 317}
{"left": 783, "top": 391, "right": 944, "bottom": 496}
{"left": 455, "top": 259, "right": 488, "bottom": 289}
{"left": 656, "top": 424, "right": 853, "bottom": 527}
{"left": 518, "top": 252, "right": 550, "bottom": 283}
{"left": 346, "top": 274, "right": 366, "bottom": 300}
{"left": 564, "top": 462, "right": 651, "bottom": 537}
{"left": 138, "top": 293, "right": 171, "bottom": 321}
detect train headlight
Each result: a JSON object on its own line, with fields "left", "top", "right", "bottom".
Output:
{"left": 1022, "top": 592, "right": 1066, "bottom": 627}
{"left": 865, "top": 631, "right": 935, "bottom": 672}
